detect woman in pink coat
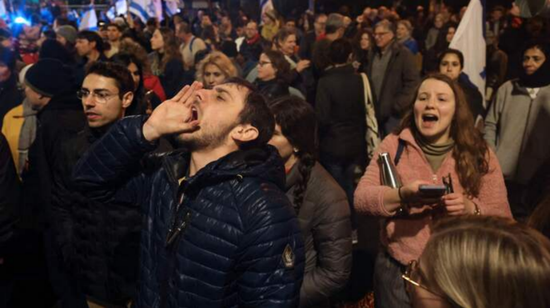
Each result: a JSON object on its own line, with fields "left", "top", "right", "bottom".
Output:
{"left": 354, "top": 73, "right": 512, "bottom": 308}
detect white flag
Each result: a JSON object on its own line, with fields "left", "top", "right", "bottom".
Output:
{"left": 0, "top": 0, "right": 7, "bottom": 18}
{"left": 115, "top": 0, "right": 128, "bottom": 15}
{"left": 449, "top": 0, "right": 486, "bottom": 100}
{"left": 260, "top": 0, "right": 274, "bottom": 23}
{"left": 79, "top": 7, "right": 98, "bottom": 31}
{"left": 165, "top": 0, "right": 181, "bottom": 16}
{"left": 129, "top": 0, "right": 161, "bottom": 23}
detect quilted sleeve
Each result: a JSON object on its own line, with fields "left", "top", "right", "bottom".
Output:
{"left": 236, "top": 181, "right": 305, "bottom": 308}
{"left": 72, "top": 116, "right": 156, "bottom": 205}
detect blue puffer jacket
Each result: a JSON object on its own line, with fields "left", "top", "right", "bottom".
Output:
{"left": 73, "top": 116, "right": 305, "bottom": 308}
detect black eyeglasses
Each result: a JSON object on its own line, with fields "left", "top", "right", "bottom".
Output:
{"left": 258, "top": 61, "right": 272, "bottom": 67}
{"left": 77, "top": 90, "right": 119, "bottom": 104}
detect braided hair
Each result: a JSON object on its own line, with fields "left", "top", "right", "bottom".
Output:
{"left": 268, "top": 96, "right": 317, "bottom": 212}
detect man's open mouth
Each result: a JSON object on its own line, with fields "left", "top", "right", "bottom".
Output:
{"left": 191, "top": 106, "right": 198, "bottom": 121}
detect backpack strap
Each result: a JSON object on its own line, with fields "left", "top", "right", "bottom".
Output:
{"left": 189, "top": 36, "right": 197, "bottom": 52}
{"left": 394, "top": 139, "right": 406, "bottom": 166}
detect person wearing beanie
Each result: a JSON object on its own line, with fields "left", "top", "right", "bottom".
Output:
{"left": 24, "top": 59, "right": 76, "bottom": 110}
{"left": 0, "top": 46, "right": 23, "bottom": 128}
{"left": 20, "top": 58, "right": 87, "bottom": 307}
{"left": 55, "top": 25, "right": 77, "bottom": 47}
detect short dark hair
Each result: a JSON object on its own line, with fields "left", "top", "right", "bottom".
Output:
{"left": 222, "top": 77, "right": 275, "bottom": 150}
{"left": 521, "top": 40, "right": 550, "bottom": 59}
{"left": 85, "top": 61, "right": 134, "bottom": 98}
{"left": 177, "top": 21, "right": 192, "bottom": 35}
{"left": 438, "top": 48, "right": 464, "bottom": 69}
{"left": 107, "top": 23, "right": 123, "bottom": 32}
{"left": 77, "top": 30, "right": 104, "bottom": 53}
{"left": 267, "top": 95, "right": 317, "bottom": 157}
{"left": 329, "top": 38, "right": 352, "bottom": 65}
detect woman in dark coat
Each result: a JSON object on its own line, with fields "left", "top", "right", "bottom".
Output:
{"left": 255, "top": 49, "right": 291, "bottom": 101}
{"left": 267, "top": 96, "right": 352, "bottom": 308}
{"left": 438, "top": 48, "right": 485, "bottom": 127}
{"left": 148, "top": 27, "right": 186, "bottom": 98}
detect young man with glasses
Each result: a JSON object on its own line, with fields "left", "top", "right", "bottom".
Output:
{"left": 49, "top": 61, "right": 145, "bottom": 308}
{"left": 22, "top": 61, "right": 140, "bottom": 307}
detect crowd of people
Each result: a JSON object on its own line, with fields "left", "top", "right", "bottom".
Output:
{"left": 0, "top": 1, "right": 550, "bottom": 308}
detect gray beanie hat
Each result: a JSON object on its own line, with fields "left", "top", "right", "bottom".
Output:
{"left": 56, "top": 25, "right": 77, "bottom": 44}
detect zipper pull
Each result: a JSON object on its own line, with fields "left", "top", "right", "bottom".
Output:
{"left": 165, "top": 212, "right": 192, "bottom": 247}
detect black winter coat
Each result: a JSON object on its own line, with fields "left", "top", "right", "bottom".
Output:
{"left": 367, "top": 42, "right": 420, "bottom": 132}
{"left": 316, "top": 64, "right": 366, "bottom": 162}
{"left": 20, "top": 92, "right": 85, "bottom": 230}
{"left": 0, "top": 132, "right": 19, "bottom": 255}
{"left": 285, "top": 163, "right": 352, "bottom": 308}
{"left": 52, "top": 126, "right": 141, "bottom": 305}
{"left": 72, "top": 116, "right": 305, "bottom": 308}
{"left": 0, "top": 75, "right": 23, "bottom": 129}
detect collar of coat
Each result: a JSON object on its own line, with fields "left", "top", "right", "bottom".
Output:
{"left": 159, "top": 144, "right": 286, "bottom": 196}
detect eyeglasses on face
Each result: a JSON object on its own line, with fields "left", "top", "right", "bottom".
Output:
{"left": 374, "top": 31, "right": 390, "bottom": 37}
{"left": 402, "top": 260, "right": 461, "bottom": 307}
{"left": 402, "top": 260, "right": 445, "bottom": 297}
{"left": 77, "top": 90, "right": 119, "bottom": 104}
{"left": 258, "top": 61, "right": 272, "bottom": 67}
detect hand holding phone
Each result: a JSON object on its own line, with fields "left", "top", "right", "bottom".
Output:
{"left": 418, "top": 185, "right": 448, "bottom": 197}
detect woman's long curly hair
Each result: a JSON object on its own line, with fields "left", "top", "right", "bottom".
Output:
{"left": 397, "top": 73, "right": 489, "bottom": 197}
{"left": 268, "top": 96, "right": 317, "bottom": 211}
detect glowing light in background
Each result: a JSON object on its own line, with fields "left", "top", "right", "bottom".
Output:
{"left": 14, "top": 16, "right": 30, "bottom": 25}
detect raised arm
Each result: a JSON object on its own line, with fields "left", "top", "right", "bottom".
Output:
{"left": 74, "top": 83, "right": 201, "bottom": 199}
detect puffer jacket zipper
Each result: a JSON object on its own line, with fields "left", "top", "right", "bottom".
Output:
{"left": 159, "top": 159, "right": 193, "bottom": 308}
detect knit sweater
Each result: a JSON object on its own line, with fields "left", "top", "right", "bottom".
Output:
{"left": 354, "top": 128, "right": 512, "bottom": 265}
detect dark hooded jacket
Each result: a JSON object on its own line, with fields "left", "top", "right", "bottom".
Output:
{"left": 72, "top": 116, "right": 305, "bottom": 308}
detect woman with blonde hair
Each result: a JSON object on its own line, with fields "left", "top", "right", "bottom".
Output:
{"left": 195, "top": 51, "right": 238, "bottom": 88}
{"left": 354, "top": 73, "right": 512, "bottom": 307}
{"left": 405, "top": 215, "right": 550, "bottom": 308}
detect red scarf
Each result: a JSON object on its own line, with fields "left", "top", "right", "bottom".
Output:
{"left": 246, "top": 33, "right": 261, "bottom": 45}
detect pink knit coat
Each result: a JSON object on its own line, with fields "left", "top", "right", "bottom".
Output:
{"left": 354, "top": 128, "right": 512, "bottom": 265}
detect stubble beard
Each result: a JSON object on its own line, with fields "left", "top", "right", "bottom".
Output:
{"left": 175, "top": 121, "right": 238, "bottom": 151}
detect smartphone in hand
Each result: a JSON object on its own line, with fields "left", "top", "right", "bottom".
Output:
{"left": 418, "top": 185, "right": 447, "bottom": 197}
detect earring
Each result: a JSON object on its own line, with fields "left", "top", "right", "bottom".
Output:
{"left": 293, "top": 148, "right": 299, "bottom": 153}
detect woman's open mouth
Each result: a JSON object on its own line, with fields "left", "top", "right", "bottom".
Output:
{"left": 421, "top": 114, "right": 439, "bottom": 128}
